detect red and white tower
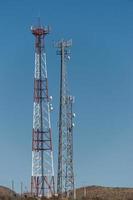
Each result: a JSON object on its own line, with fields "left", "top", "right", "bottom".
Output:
{"left": 31, "top": 24, "right": 55, "bottom": 197}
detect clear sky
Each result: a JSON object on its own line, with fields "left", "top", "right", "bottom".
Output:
{"left": 0, "top": 0, "right": 133, "bottom": 193}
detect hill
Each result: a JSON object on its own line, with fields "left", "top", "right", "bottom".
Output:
{"left": 76, "top": 186, "right": 133, "bottom": 200}
{"left": 0, "top": 186, "right": 18, "bottom": 200}
{"left": 1, "top": 185, "right": 133, "bottom": 200}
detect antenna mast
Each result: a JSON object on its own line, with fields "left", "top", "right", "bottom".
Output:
{"left": 31, "top": 23, "right": 55, "bottom": 197}
{"left": 55, "top": 40, "right": 75, "bottom": 198}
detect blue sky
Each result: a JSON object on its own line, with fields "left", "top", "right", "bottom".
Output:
{"left": 0, "top": 0, "right": 133, "bottom": 193}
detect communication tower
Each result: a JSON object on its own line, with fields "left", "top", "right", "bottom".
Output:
{"left": 31, "top": 24, "right": 55, "bottom": 197}
{"left": 55, "top": 40, "right": 75, "bottom": 198}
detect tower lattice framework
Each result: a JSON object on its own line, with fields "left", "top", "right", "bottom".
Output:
{"left": 55, "top": 40, "right": 75, "bottom": 198}
{"left": 31, "top": 24, "right": 55, "bottom": 197}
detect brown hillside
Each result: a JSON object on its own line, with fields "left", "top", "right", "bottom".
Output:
{"left": 75, "top": 186, "right": 133, "bottom": 200}
{"left": 0, "top": 186, "right": 18, "bottom": 200}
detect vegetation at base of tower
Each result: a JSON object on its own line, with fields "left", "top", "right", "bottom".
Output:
{"left": 2, "top": 186, "right": 133, "bottom": 200}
